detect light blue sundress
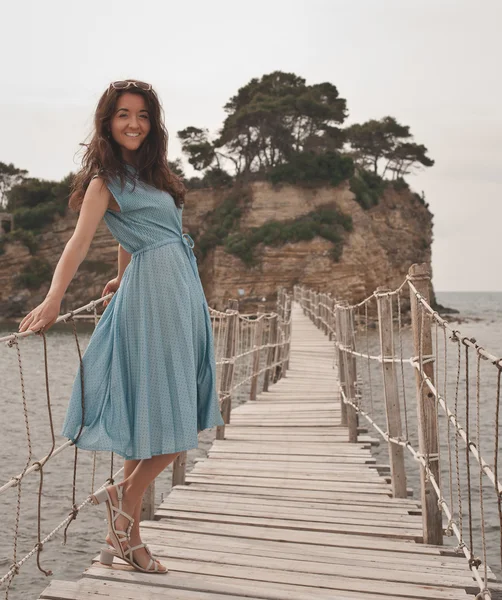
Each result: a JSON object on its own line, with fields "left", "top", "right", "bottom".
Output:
{"left": 60, "top": 165, "right": 224, "bottom": 460}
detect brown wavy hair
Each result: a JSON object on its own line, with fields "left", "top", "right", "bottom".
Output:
{"left": 68, "top": 79, "right": 186, "bottom": 211}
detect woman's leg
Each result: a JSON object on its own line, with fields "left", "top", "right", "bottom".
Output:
{"left": 105, "top": 451, "right": 181, "bottom": 570}
{"left": 105, "top": 458, "right": 140, "bottom": 546}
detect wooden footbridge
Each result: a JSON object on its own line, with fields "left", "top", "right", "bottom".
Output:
{"left": 1, "top": 267, "right": 500, "bottom": 599}
{"left": 37, "top": 303, "right": 490, "bottom": 599}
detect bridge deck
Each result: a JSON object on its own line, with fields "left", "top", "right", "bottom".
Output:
{"left": 39, "top": 303, "right": 480, "bottom": 600}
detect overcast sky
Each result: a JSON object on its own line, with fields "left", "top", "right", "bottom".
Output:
{"left": 1, "top": 0, "right": 500, "bottom": 291}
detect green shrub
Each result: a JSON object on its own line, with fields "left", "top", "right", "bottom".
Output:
{"left": 15, "top": 257, "right": 53, "bottom": 289}
{"left": 224, "top": 233, "right": 255, "bottom": 265}
{"left": 0, "top": 229, "right": 40, "bottom": 255}
{"left": 391, "top": 177, "right": 409, "bottom": 191}
{"left": 9, "top": 229, "right": 39, "bottom": 254}
{"left": 225, "top": 206, "right": 353, "bottom": 266}
{"left": 197, "top": 187, "right": 250, "bottom": 257}
{"left": 349, "top": 169, "right": 385, "bottom": 209}
{"left": 13, "top": 201, "right": 65, "bottom": 231}
{"left": 268, "top": 151, "right": 354, "bottom": 187}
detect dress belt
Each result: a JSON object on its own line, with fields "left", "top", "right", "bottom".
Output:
{"left": 131, "top": 234, "right": 198, "bottom": 277}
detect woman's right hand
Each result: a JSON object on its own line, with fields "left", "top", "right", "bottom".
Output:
{"left": 102, "top": 277, "right": 121, "bottom": 307}
{"left": 18, "top": 296, "right": 62, "bottom": 334}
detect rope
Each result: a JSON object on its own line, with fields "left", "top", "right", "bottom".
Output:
{"left": 495, "top": 367, "right": 502, "bottom": 569}
{"left": 477, "top": 352, "right": 488, "bottom": 586}
{"left": 61, "top": 314, "right": 85, "bottom": 545}
{"left": 4, "top": 333, "right": 33, "bottom": 598}
{"left": 35, "top": 331, "right": 56, "bottom": 577}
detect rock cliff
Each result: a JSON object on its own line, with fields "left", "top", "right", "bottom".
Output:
{"left": 0, "top": 180, "right": 433, "bottom": 317}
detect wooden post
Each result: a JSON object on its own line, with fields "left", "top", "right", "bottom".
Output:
{"left": 342, "top": 306, "right": 359, "bottom": 443}
{"left": 283, "top": 295, "right": 291, "bottom": 372}
{"left": 335, "top": 304, "right": 348, "bottom": 428}
{"left": 319, "top": 294, "right": 325, "bottom": 334}
{"left": 140, "top": 482, "right": 155, "bottom": 520}
{"left": 323, "top": 295, "right": 329, "bottom": 335}
{"left": 172, "top": 451, "right": 187, "bottom": 487}
{"left": 409, "top": 263, "right": 443, "bottom": 545}
{"left": 263, "top": 315, "right": 278, "bottom": 392}
{"left": 327, "top": 295, "right": 334, "bottom": 341}
{"left": 250, "top": 315, "right": 265, "bottom": 400}
{"left": 216, "top": 300, "right": 239, "bottom": 440}
{"left": 274, "top": 289, "right": 286, "bottom": 383}
{"left": 376, "top": 287, "right": 407, "bottom": 498}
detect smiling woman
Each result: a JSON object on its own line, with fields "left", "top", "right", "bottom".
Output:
{"left": 15, "top": 78, "right": 224, "bottom": 574}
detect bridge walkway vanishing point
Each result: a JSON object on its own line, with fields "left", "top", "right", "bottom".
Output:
{"left": 39, "top": 302, "right": 485, "bottom": 600}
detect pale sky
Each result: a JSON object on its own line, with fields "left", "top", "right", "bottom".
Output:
{"left": 1, "top": 0, "right": 501, "bottom": 291}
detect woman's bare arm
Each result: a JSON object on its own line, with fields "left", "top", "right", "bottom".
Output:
{"left": 18, "top": 177, "right": 111, "bottom": 333}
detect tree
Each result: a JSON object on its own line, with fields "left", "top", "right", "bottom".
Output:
{"left": 177, "top": 127, "right": 216, "bottom": 171}
{"left": 6, "top": 174, "right": 73, "bottom": 212}
{"left": 346, "top": 116, "right": 434, "bottom": 178}
{"left": 6, "top": 178, "right": 55, "bottom": 210}
{"left": 384, "top": 142, "right": 434, "bottom": 179}
{"left": 179, "top": 71, "right": 348, "bottom": 177}
{"left": 168, "top": 159, "right": 185, "bottom": 179}
{"left": 0, "top": 162, "right": 28, "bottom": 209}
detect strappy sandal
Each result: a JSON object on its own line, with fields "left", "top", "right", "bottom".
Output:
{"left": 99, "top": 541, "right": 168, "bottom": 573}
{"left": 90, "top": 484, "right": 134, "bottom": 559}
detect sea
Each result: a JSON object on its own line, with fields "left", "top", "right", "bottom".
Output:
{"left": 0, "top": 290, "right": 501, "bottom": 599}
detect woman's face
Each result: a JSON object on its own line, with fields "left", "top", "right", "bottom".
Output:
{"left": 110, "top": 92, "right": 151, "bottom": 163}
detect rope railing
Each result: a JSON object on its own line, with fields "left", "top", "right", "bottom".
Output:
{"left": 0, "top": 287, "right": 292, "bottom": 599}
{"left": 295, "top": 266, "right": 500, "bottom": 600}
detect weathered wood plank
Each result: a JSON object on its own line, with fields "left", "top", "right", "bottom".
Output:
{"left": 178, "top": 482, "right": 417, "bottom": 505}
{"left": 156, "top": 508, "right": 422, "bottom": 540}
{"left": 169, "top": 487, "right": 420, "bottom": 514}
{"left": 103, "top": 543, "right": 477, "bottom": 588}
{"left": 159, "top": 498, "right": 423, "bottom": 528}
{"left": 85, "top": 559, "right": 471, "bottom": 600}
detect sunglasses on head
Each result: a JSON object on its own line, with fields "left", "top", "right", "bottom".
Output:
{"left": 108, "top": 80, "right": 153, "bottom": 94}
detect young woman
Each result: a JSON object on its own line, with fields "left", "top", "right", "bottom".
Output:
{"left": 18, "top": 79, "right": 225, "bottom": 574}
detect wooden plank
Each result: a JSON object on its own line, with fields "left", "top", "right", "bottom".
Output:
{"left": 83, "top": 565, "right": 440, "bottom": 600}
{"left": 185, "top": 474, "right": 394, "bottom": 494}
{"left": 210, "top": 441, "right": 373, "bottom": 453}
{"left": 143, "top": 518, "right": 443, "bottom": 555}
{"left": 179, "top": 482, "right": 419, "bottom": 505}
{"left": 192, "top": 465, "right": 385, "bottom": 483}
{"left": 39, "top": 578, "right": 256, "bottom": 600}
{"left": 115, "top": 542, "right": 477, "bottom": 588}
{"left": 169, "top": 487, "right": 420, "bottom": 514}
{"left": 160, "top": 497, "right": 423, "bottom": 527}
{"left": 86, "top": 559, "right": 471, "bottom": 600}
{"left": 139, "top": 529, "right": 472, "bottom": 572}
{"left": 207, "top": 452, "right": 377, "bottom": 464}
{"left": 38, "top": 580, "right": 78, "bottom": 600}
{"left": 196, "top": 458, "right": 382, "bottom": 473}
{"left": 156, "top": 508, "right": 422, "bottom": 540}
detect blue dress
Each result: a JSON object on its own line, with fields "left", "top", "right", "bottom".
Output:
{"left": 60, "top": 165, "right": 224, "bottom": 460}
